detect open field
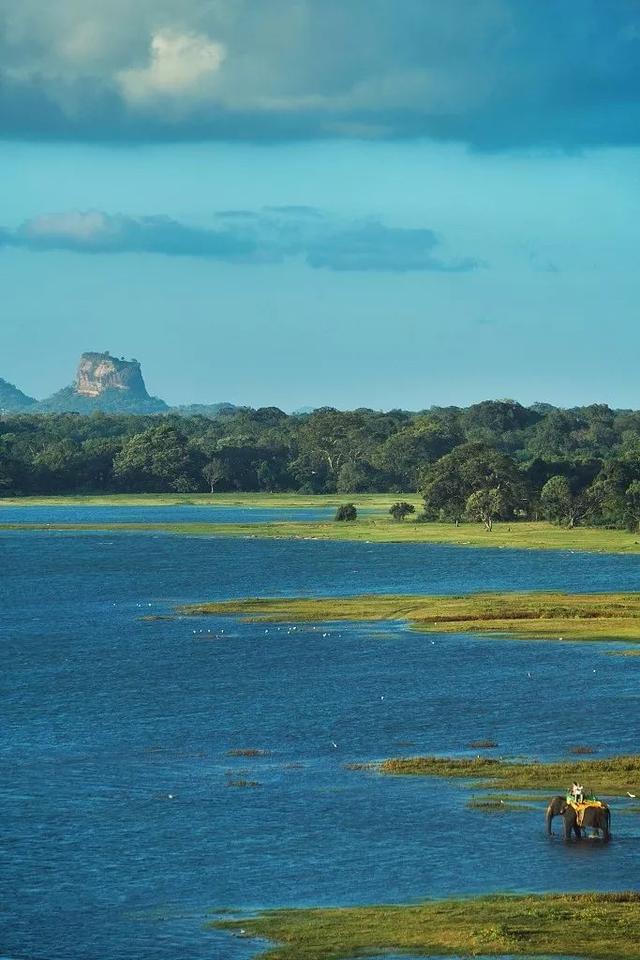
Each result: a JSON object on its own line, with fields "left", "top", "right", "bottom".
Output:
{"left": 373, "top": 754, "right": 640, "bottom": 795}
{"left": 181, "top": 591, "right": 640, "bottom": 642}
{"left": 3, "top": 515, "right": 640, "bottom": 553}
{"left": 212, "top": 892, "right": 640, "bottom": 960}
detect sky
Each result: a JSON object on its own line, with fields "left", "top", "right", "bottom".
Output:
{"left": 1, "top": 0, "right": 640, "bottom": 411}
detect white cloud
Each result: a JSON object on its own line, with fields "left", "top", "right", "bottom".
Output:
{"left": 117, "top": 28, "right": 226, "bottom": 104}
{"left": 22, "top": 210, "right": 110, "bottom": 241}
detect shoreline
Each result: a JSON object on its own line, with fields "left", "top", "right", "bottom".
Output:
{"left": 2, "top": 516, "right": 640, "bottom": 554}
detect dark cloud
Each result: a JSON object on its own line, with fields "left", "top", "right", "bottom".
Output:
{"left": 0, "top": 0, "right": 638, "bottom": 147}
{"left": 0, "top": 207, "right": 481, "bottom": 273}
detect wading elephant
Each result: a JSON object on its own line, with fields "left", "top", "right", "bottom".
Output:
{"left": 545, "top": 796, "right": 611, "bottom": 841}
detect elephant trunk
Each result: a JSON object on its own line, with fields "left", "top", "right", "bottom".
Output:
{"left": 545, "top": 804, "right": 554, "bottom": 834}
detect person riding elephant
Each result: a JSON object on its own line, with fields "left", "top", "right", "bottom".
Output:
{"left": 546, "top": 794, "right": 611, "bottom": 841}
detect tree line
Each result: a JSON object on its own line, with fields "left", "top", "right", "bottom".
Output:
{"left": 3, "top": 400, "right": 640, "bottom": 528}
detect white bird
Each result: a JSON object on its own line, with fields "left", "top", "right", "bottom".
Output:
{"left": 331, "top": 741, "right": 338, "bottom": 749}
{"left": 627, "top": 791, "right": 636, "bottom": 798}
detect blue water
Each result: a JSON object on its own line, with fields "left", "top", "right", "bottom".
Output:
{"left": 2, "top": 523, "right": 640, "bottom": 960}
{"left": 0, "top": 503, "right": 340, "bottom": 525}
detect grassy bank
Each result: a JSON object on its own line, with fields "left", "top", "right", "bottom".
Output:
{"left": 213, "top": 892, "right": 640, "bottom": 959}
{"left": 0, "top": 492, "right": 419, "bottom": 510}
{"left": 2, "top": 516, "right": 640, "bottom": 553}
{"left": 181, "top": 591, "right": 640, "bottom": 642}
{"left": 374, "top": 754, "right": 640, "bottom": 795}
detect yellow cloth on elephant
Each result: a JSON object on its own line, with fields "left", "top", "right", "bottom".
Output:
{"left": 567, "top": 799, "right": 606, "bottom": 827}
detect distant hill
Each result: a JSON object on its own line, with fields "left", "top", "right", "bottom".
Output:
{"left": 37, "top": 386, "right": 168, "bottom": 414}
{"left": 0, "top": 378, "right": 37, "bottom": 413}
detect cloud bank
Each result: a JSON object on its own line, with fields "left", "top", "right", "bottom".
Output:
{"left": 0, "top": 0, "right": 639, "bottom": 147}
{"left": 0, "top": 207, "right": 481, "bottom": 273}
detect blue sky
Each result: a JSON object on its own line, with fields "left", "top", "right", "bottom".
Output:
{"left": 1, "top": 1, "right": 640, "bottom": 410}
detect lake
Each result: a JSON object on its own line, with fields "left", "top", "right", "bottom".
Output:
{"left": 2, "top": 513, "right": 640, "bottom": 959}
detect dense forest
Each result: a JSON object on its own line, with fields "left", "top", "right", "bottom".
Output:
{"left": 4, "top": 400, "right": 640, "bottom": 529}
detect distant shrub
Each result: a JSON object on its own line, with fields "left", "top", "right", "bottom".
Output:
{"left": 335, "top": 503, "right": 357, "bottom": 522}
{"left": 389, "top": 501, "right": 416, "bottom": 521}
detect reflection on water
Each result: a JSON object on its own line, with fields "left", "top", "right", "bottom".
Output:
{"left": 2, "top": 525, "right": 640, "bottom": 959}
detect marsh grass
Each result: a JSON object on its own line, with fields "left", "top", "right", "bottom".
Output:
{"left": 468, "top": 739, "right": 499, "bottom": 749}
{"left": 180, "top": 591, "right": 640, "bottom": 642}
{"left": 227, "top": 749, "right": 271, "bottom": 757}
{"left": 212, "top": 892, "right": 640, "bottom": 960}
{"left": 4, "top": 514, "right": 640, "bottom": 554}
{"left": 466, "top": 796, "right": 531, "bottom": 812}
{"left": 377, "top": 754, "right": 640, "bottom": 794}
{"left": 569, "top": 745, "right": 597, "bottom": 755}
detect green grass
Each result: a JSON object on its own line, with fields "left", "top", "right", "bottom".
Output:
{"left": 0, "top": 492, "right": 419, "bottom": 510}
{"left": 180, "top": 591, "right": 640, "bottom": 642}
{"left": 376, "top": 754, "right": 640, "bottom": 795}
{"left": 2, "top": 507, "right": 640, "bottom": 554}
{"left": 212, "top": 892, "right": 640, "bottom": 959}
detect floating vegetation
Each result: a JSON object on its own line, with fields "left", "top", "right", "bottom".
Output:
{"left": 468, "top": 738, "right": 499, "bottom": 749}
{"left": 226, "top": 779, "right": 261, "bottom": 789}
{"left": 569, "top": 745, "right": 598, "bottom": 755}
{"left": 227, "top": 749, "right": 271, "bottom": 758}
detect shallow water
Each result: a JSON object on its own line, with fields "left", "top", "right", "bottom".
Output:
{"left": 2, "top": 522, "right": 640, "bottom": 960}
{"left": 0, "top": 503, "right": 340, "bottom": 525}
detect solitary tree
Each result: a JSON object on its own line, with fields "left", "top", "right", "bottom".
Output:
{"left": 465, "top": 487, "right": 506, "bottom": 531}
{"left": 389, "top": 501, "right": 415, "bottom": 522}
{"left": 335, "top": 503, "right": 357, "bottom": 522}
{"left": 203, "top": 458, "right": 227, "bottom": 493}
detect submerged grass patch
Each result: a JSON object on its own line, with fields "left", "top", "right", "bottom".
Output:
{"left": 180, "top": 591, "right": 640, "bottom": 642}
{"left": 212, "top": 891, "right": 640, "bottom": 960}
{"left": 377, "top": 754, "right": 640, "bottom": 795}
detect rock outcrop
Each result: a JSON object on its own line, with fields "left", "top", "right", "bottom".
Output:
{"left": 75, "top": 352, "right": 149, "bottom": 398}
{"left": 38, "top": 351, "right": 168, "bottom": 413}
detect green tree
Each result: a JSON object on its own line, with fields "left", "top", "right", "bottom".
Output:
{"left": 420, "top": 443, "right": 523, "bottom": 522}
{"left": 389, "top": 501, "right": 415, "bottom": 521}
{"left": 375, "top": 417, "right": 460, "bottom": 487}
{"left": 114, "top": 424, "right": 202, "bottom": 492}
{"left": 540, "top": 475, "right": 587, "bottom": 527}
{"left": 335, "top": 503, "right": 357, "bottom": 521}
{"left": 465, "top": 488, "right": 506, "bottom": 531}
{"left": 624, "top": 480, "right": 640, "bottom": 531}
